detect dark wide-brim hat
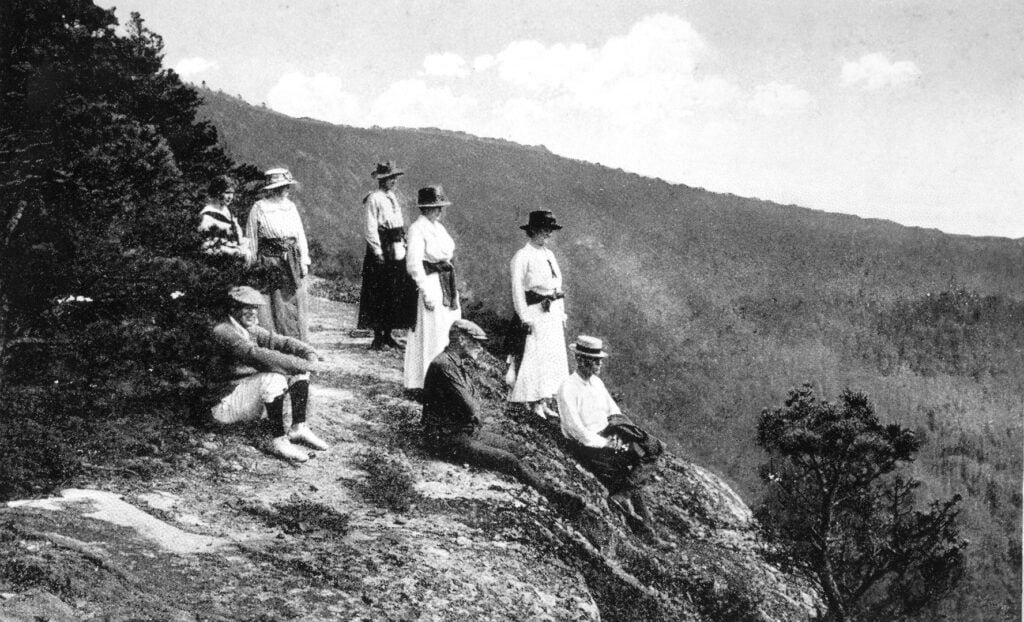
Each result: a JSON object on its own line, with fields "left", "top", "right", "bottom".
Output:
{"left": 371, "top": 161, "right": 405, "bottom": 179}
{"left": 417, "top": 185, "right": 452, "bottom": 208}
{"left": 520, "top": 209, "right": 562, "bottom": 231}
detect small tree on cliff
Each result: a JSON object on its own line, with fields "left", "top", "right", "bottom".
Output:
{"left": 755, "top": 384, "right": 966, "bottom": 622}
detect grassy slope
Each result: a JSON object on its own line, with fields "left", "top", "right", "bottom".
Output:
{"left": 200, "top": 91, "right": 1023, "bottom": 621}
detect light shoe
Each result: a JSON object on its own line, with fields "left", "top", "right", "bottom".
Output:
{"left": 288, "top": 423, "right": 329, "bottom": 450}
{"left": 270, "top": 436, "right": 309, "bottom": 462}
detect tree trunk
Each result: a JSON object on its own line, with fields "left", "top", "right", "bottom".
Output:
{"left": 0, "top": 277, "right": 8, "bottom": 391}
{"left": 818, "top": 556, "right": 848, "bottom": 622}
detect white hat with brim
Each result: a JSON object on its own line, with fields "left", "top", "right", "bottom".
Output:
{"left": 263, "top": 167, "right": 297, "bottom": 191}
{"left": 228, "top": 286, "right": 266, "bottom": 307}
{"left": 569, "top": 335, "right": 608, "bottom": 358}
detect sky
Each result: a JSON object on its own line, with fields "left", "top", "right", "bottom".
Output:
{"left": 103, "top": 0, "right": 1024, "bottom": 238}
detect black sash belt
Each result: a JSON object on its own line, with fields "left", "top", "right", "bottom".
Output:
{"left": 525, "top": 290, "right": 564, "bottom": 307}
{"left": 258, "top": 236, "right": 301, "bottom": 288}
{"left": 423, "top": 260, "right": 459, "bottom": 310}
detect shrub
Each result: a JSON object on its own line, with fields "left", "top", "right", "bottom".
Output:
{"left": 352, "top": 447, "right": 419, "bottom": 512}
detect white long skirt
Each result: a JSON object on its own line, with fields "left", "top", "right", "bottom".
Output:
{"left": 403, "top": 273, "right": 462, "bottom": 389}
{"left": 509, "top": 299, "right": 569, "bottom": 402}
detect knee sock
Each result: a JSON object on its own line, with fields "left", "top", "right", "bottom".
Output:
{"left": 265, "top": 395, "right": 285, "bottom": 437}
{"left": 289, "top": 380, "right": 309, "bottom": 425}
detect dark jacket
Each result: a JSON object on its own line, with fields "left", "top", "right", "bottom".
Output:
{"left": 207, "top": 318, "right": 316, "bottom": 402}
{"left": 421, "top": 350, "right": 480, "bottom": 439}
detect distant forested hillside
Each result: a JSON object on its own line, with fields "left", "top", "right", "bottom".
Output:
{"left": 199, "top": 90, "right": 1022, "bottom": 621}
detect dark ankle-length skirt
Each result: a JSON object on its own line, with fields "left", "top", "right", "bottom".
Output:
{"left": 357, "top": 245, "right": 417, "bottom": 331}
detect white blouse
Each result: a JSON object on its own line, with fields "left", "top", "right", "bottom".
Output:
{"left": 510, "top": 242, "right": 563, "bottom": 321}
{"left": 405, "top": 215, "right": 455, "bottom": 292}
{"left": 245, "top": 197, "right": 310, "bottom": 270}
{"left": 557, "top": 372, "right": 621, "bottom": 448}
{"left": 363, "top": 189, "right": 405, "bottom": 256}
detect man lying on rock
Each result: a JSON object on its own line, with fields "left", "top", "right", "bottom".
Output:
{"left": 208, "top": 285, "right": 329, "bottom": 462}
{"left": 557, "top": 335, "right": 667, "bottom": 543}
{"left": 421, "top": 319, "right": 585, "bottom": 515}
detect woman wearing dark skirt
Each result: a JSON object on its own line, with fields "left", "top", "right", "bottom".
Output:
{"left": 358, "top": 161, "right": 417, "bottom": 349}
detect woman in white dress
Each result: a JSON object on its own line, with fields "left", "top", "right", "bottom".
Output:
{"left": 245, "top": 167, "right": 311, "bottom": 341}
{"left": 508, "top": 210, "right": 569, "bottom": 418}
{"left": 404, "top": 186, "right": 462, "bottom": 389}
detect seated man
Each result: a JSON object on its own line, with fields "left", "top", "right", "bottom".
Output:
{"left": 421, "top": 319, "right": 583, "bottom": 514}
{"left": 209, "top": 286, "right": 328, "bottom": 462}
{"left": 557, "top": 335, "right": 664, "bottom": 537}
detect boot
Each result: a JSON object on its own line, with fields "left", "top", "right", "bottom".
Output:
{"left": 381, "top": 332, "right": 402, "bottom": 349}
{"left": 270, "top": 435, "right": 309, "bottom": 462}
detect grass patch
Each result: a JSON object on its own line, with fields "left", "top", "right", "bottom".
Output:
{"left": 352, "top": 447, "right": 419, "bottom": 513}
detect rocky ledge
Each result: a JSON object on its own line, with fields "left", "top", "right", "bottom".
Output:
{"left": 0, "top": 296, "right": 820, "bottom": 621}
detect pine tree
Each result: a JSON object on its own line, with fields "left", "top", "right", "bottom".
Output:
{"left": 756, "top": 384, "right": 967, "bottom": 621}
{"left": 0, "top": 0, "right": 241, "bottom": 394}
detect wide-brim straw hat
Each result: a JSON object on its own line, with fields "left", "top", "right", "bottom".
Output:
{"left": 569, "top": 335, "right": 608, "bottom": 358}
{"left": 417, "top": 185, "right": 452, "bottom": 208}
{"left": 228, "top": 286, "right": 266, "bottom": 307}
{"left": 371, "top": 161, "right": 405, "bottom": 179}
{"left": 263, "top": 167, "right": 297, "bottom": 190}
{"left": 520, "top": 209, "right": 562, "bottom": 231}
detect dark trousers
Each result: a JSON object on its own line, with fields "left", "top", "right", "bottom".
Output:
{"left": 441, "top": 430, "right": 547, "bottom": 489}
{"left": 429, "top": 428, "right": 584, "bottom": 515}
{"left": 568, "top": 441, "right": 650, "bottom": 496}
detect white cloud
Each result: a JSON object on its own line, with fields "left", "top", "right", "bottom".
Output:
{"left": 367, "top": 79, "right": 477, "bottom": 130}
{"left": 750, "top": 82, "right": 813, "bottom": 116}
{"left": 174, "top": 57, "right": 217, "bottom": 77}
{"left": 491, "top": 40, "right": 595, "bottom": 91}
{"left": 266, "top": 72, "right": 360, "bottom": 125}
{"left": 479, "top": 13, "right": 730, "bottom": 120}
{"left": 472, "top": 54, "right": 497, "bottom": 72}
{"left": 841, "top": 53, "right": 922, "bottom": 90}
{"left": 423, "top": 52, "right": 469, "bottom": 78}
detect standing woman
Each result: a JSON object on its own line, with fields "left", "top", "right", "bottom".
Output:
{"left": 404, "top": 186, "right": 462, "bottom": 389}
{"left": 245, "top": 167, "right": 311, "bottom": 341}
{"left": 358, "top": 161, "right": 417, "bottom": 350}
{"left": 509, "top": 210, "right": 569, "bottom": 418}
{"left": 198, "top": 175, "right": 250, "bottom": 263}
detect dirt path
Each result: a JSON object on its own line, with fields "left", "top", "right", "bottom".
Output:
{"left": 0, "top": 296, "right": 600, "bottom": 621}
